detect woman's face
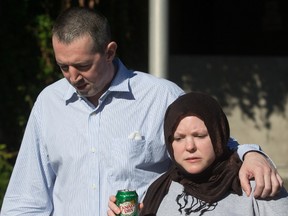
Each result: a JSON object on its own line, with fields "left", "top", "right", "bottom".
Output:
{"left": 172, "top": 116, "right": 216, "bottom": 174}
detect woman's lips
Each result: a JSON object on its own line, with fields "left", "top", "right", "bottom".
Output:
{"left": 185, "top": 157, "right": 201, "bottom": 163}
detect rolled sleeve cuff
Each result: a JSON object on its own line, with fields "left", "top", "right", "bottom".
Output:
{"left": 237, "top": 144, "right": 277, "bottom": 168}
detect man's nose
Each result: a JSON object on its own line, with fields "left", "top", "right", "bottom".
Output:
{"left": 69, "top": 67, "right": 81, "bottom": 83}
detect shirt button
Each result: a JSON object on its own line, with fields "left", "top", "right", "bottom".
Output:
{"left": 91, "top": 147, "right": 96, "bottom": 153}
{"left": 92, "top": 184, "right": 96, "bottom": 189}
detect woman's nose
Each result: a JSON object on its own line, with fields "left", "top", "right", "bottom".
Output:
{"left": 186, "top": 138, "right": 196, "bottom": 152}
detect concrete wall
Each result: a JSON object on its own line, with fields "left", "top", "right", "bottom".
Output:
{"left": 170, "top": 55, "right": 288, "bottom": 179}
{"left": 228, "top": 105, "right": 288, "bottom": 179}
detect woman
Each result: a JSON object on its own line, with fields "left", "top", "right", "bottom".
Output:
{"left": 139, "top": 92, "right": 288, "bottom": 216}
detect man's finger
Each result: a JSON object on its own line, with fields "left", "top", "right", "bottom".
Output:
{"left": 258, "top": 170, "right": 272, "bottom": 198}
{"left": 276, "top": 173, "right": 284, "bottom": 187}
{"left": 108, "top": 195, "right": 120, "bottom": 215}
{"left": 268, "top": 172, "right": 284, "bottom": 197}
{"left": 269, "top": 175, "right": 280, "bottom": 197}
{"left": 107, "top": 209, "right": 116, "bottom": 216}
{"left": 251, "top": 168, "right": 265, "bottom": 198}
{"left": 239, "top": 168, "right": 252, "bottom": 196}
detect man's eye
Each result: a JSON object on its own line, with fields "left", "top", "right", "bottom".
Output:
{"left": 76, "top": 65, "right": 91, "bottom": 71}
{"left": 59, "top": 65, "right": 68, "bottom": 72}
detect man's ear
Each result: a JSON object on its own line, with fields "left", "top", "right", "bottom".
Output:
{"left": 106, "top": 41, "right": 117, "bottom": 62}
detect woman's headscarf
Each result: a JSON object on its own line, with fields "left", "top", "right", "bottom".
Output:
{"left": 140, "top": 92, "right": 242, "bottom": 216}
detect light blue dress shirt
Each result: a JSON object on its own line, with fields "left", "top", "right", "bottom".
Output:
{"left": 1, "top": 58, "right": 262, "bottom": 215}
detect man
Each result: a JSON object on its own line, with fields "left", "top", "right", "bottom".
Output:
{"left": 1, "top": 7, "right": 282, "bottom": 216}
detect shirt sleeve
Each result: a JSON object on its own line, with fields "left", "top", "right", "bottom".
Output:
{"left": 1, "top": 103, "right": 54, "bottom": 215}
{"left": 228, "top": 137, "right": 277, "bottom": 168}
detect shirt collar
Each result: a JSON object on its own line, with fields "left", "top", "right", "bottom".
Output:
{"left": 64, "top": 58, "right": 132, "bottom": 103}
{"left": 108, "top": 58, "right": 132, "bottom": 93}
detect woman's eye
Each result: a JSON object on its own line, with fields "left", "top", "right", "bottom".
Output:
{"left": 195, "top": 134, "right": 207, "bottom": 138}
{"left": 173, "top": 137, "right": 182, "bottom": 141}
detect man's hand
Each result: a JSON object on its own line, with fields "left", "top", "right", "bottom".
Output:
{"left": 239, "top": 151, "right": 283, "bottom": 198}
{"left": 107, "top": 195, "right": 143, "bottom": 216}
{"left": 107, "top": 195, "right": 120, "bottom": 216}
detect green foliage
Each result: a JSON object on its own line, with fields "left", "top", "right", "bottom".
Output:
{"left": 0, "top": 0, "right": 148, "bottom": 208}
{"left": 0, "top": 0, "right": 62, "bottom": 207}
{"left": 33, "top": 14, "right": 62, "bottom": 83}
{"left": 0, "top": 144, "right": 16, "bottom": 207}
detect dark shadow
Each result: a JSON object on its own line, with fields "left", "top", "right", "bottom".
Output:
{"left": 169, "top": 0, "right": 288, "bottom": 129}
{"left": 170, "top": 55, "right": 288, "bottom": 129}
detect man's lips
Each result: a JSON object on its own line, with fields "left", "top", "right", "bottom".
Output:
{"left": 75, "top": 83, "right": 87, "bottom": 90}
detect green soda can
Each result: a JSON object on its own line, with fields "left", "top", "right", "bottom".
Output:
{"left": 116, "top": 189, "right": 138, "bottom": 216}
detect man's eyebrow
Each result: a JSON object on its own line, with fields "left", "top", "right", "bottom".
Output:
{"left": 73, "top": 62, "right": 91, "bottom": 66}
{"left": 55, "top": 61, "right": 66, "bottom": 66}
{"left": 56, "top": 61, "right": 90, "bottom": 67}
